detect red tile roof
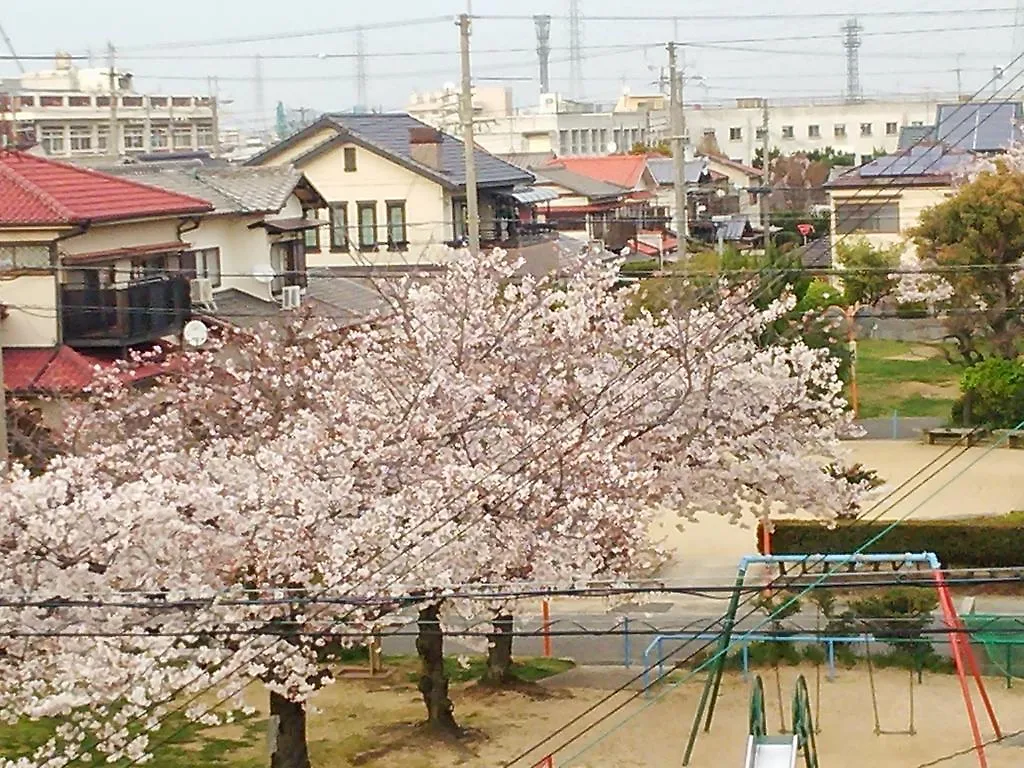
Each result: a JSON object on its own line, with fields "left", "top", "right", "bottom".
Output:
{"left": 543, "top": 155, "right": 650, "bottom": 189}
{"left": 0, "top": 151, "right": 212, "bottom": 226}
{"left": 3, "top": 346, "right": 173, "bottom": 394}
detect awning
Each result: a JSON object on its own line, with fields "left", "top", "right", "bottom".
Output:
{"left": 63, "top": 241, "right": 186, "bottom": 265}
{"left": 251, "top": 217, "right": 328, "bottom": 233}
{"left": 499, "top": 186, "right": 560, "bottom": 205}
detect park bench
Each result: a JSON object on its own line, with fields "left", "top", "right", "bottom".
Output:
{"left": 1008, "top": 430, "right": 1024, "bottom": 449}
{"left": 924, "top": 426, "right": 989, "bottom": 446}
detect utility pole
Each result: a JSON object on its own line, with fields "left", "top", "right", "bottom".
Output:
{"left": 106, "top": 42, "right": 118, "bottom": 159}
{"left": 208, "top": 76, "right": 221, "bottom": 157}
{"left": 954, "top": 54, "right": 964, "bottom": 100}
{"left": 760, "top": 100, "right": 770, "bottom": 247}
{"left": 668, "top": 42, "right": 687, "bottom": 258}
{"left": 458, "top": 14, "right": 480, "bottom": 256}
{"left": 0, "top": 345, "right": 8, "bottom": 468}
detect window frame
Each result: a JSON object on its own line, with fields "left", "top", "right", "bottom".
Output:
{"left": 834, "top": 123, "right": 847, "bottom": 139}
{"left": 886, "top": 121, "right": 899, "bottom": 136}
{"left": 386, "top": 200, "right": 408, "bottom": 251}
{"left": 343, "top": 147, "right": 358, "bottom": 172}
{"left": 729, "top": 126, "right": 742, "bottom": 141}
{"left": 781, "top": 125, "right": 795, "bottom": 139}
{"left": 0, "top": 243, "right": 54, "bottom": 273}
{"left": 123, "top": 125, "right": 145, "bottom": 151}
{"left": 303, "top": 209, "right": 321, "bottom": 252}
{"left": 357, "top": 201, "right": 378, "bottom": 251}
{"left": 808, "top": 124, "right": 821, "bottom": 139}
{"left": 151, "top": 126, "right": 169, "bottom": 149}
{"left": 835, "top": 201, "right": 900, "bottom": 234}
{"left": 40, "top": 127, "right": 66, "bottom": 154}
{"left": 860, "top": 122, "right": 873, "bottom": 137}
{"left": 328, "top": 202, "right": 349, "bottom": 252}
{"left": 179, "top": 247, "right": 222, "bottom": 287}
{"left": 172, "top": 126, "right": 193, "bottom": 150}
{"left": 69, "top": 125, "right": 93, "bottom": 153}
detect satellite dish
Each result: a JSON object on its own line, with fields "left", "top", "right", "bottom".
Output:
{"left": 252, "top": 265, "right": 276, "bottom": 284}
{"left": 183, "top": 320, "right": 209, "bottom": 348}
{"left": 606, "top": 141, "right": 618, "bottom": 154}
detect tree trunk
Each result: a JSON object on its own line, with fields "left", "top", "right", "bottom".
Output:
{"left": 483, "top": 612, "right": 515, "bottom": 686}
{"left": 416, "top": 603, "right": 460, "bottom": 734}
{"left": 269, "top": 690, "right": 311, "bottom": 768}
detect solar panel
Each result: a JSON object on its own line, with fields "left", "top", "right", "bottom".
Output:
{"left": 935, "top": 102, "right": 1022, "bottom": 152}
{"left": 858, "top": 145, "right": 962, "bottom": 177}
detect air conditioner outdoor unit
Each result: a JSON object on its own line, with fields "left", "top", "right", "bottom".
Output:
{"left": 280, "top": 285, "right": 302, "bottom": 310}
{"left": 190, "top": 277, "right": 215, "bottom": 306}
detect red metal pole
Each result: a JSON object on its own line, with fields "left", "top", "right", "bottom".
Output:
{"left": 949, "top": 601, "right": 1003, "bottom": 738}
{"left": 934, "top": 571, "right": 988, "bottom": 768}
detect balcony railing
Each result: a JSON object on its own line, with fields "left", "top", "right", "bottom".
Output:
{"left": 61, "top": 275, "right": 190, "bottom": 348}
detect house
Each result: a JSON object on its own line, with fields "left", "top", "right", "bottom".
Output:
{"left": 245, "top": 113, "right": 537, "bottom": 264}
{"left": 0, "top": 150, "right": 214, "bottom": 354}
{"left": 528, "top": 164, "right": 630, "bottom": 247}
{"left": 101, "top": 164, "right": 328, "bottom": 317}
{"left": 699, "top": 154, "right": 764, "bottom": 219}
{"left": 824, "top": 145, "right": 974, "bottom": 259}
{"left": 645, "top": 156, "right": 738, "bottom": 226}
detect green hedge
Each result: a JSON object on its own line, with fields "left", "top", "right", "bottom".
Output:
{"left": 757, "top": 513, "right": 1024, "bottom": 568}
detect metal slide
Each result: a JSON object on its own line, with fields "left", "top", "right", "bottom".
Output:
{"left": 744, "top": 735, "right": 799, "bottom": 768}
{"left": 743, "top": 675, "right": 819, "bottom": 768}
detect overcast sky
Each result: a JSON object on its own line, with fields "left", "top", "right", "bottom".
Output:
{"left": 2, "top": 0, "right": 1022, "bottom": 128}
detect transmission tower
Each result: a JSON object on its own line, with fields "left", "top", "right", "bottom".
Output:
{"left": 568, "top": 0, "right": 583, "bottom": 98}
{"left": 253, "top": 55, "right": 267, "bottom": 138}
{"left": 842, "top": 17, "right": 863, "bottom": 103}
{"left": 534, "top": 15, "right": 552, "bottom": 93}
{"left": 355, "top": 27, "right": 368, "bottom": 113}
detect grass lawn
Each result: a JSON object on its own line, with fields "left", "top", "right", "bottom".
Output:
{"left": 0, "top": 655, "right": 574, "bottom": 768}
{"left": 853, "top": 339, "right": 962, "bottom": 419}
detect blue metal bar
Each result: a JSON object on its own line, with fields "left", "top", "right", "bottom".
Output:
{"left": 742, "top": 644, "right": 749, "bottom": 680}
{"left": 828, "top": 640, "right": 836, "bottom": 681}
{"left": 624, "top": 616, "right": 631, "bottom": 669}
{"left": 738, "top": 553, "right": 937, "bottom": 566}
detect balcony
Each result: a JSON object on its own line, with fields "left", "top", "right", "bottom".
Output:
{"left": 61, "top": 276, "right": 190, "bottom": 348}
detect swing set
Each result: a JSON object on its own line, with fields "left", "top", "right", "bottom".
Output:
{"left": 681, "top": 552, "right": 1003, "bottom": 767}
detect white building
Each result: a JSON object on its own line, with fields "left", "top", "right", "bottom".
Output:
{"left": 684, "top": 94, "right": 957, "bottom": 167}
{"left": 407, "top": 85, "right": 513, "bottom": 135}
{"left": 0, "top": 54, "right": 217, "bottom": 159}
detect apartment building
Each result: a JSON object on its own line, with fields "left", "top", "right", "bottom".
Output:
{"left": 685, "top": 95, "right": 952, "bottom": 167}
{"left": 0, "top": 54, "right": 217, "bottom": 159}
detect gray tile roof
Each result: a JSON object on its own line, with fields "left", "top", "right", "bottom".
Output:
{"left": 896, "top": 124, "right": 936, "bottom": 151}
{"left": 531, "top": 166, "right": 628, "bottom": 199}
{"left": 498, "top": 151, "right": 558, "bottom": 170}
{"left": 647, "top": 157, "right": 711, "bottom": 186}
{"left": 105, "top": 166, "right": 306, "bottom": 215}
{"left": 255, "top": 113, "right": 533, "bottom": 191}
{"left": 205, "top": 289, "right": 289, "bottom": 330}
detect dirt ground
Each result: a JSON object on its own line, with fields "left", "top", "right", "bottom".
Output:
{"left": 216, "top": 664, "right": 1024, "bottom": 767}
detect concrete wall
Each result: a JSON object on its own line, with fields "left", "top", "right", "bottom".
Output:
{"left": 854, "top": 416, "right": 946, "bottom": 440}
{"left": 297, "top": 140, "right": 449, "bottom": 266}
{"left": 855, "top": 316, "right": 948, "bottom": 342}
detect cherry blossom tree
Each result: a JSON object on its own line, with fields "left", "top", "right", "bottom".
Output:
{"left": 0, "top": 247, "right": 868, "bottom": 768}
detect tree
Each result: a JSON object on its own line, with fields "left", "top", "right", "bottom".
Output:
{"left": 835, "top": 238, "right": 900, "bottom": 307}
{"left": 630, "top": 139, "right": 669, "bottom": 156}
{"left": 0, "top": 249, "right": 872, "bottom": 767}
{"left": 897, "top": 159, "right": 1024, "bottom": 363}
{"left": 752, "top": 146, "right": 782, "bottom": 170}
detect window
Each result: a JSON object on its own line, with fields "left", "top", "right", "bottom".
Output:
{"left": 68, "top": 96, "right": 91, "bottom": 107}
{"left": 808, "top": 124, "right": 821, "bottom": 139}
{"left": 386, "top": 201, "right": 408, "bottom": 250}
{"left": 702, "top": 128, "right": 716, "bottom": 137}
{"left": 570, "top": 129, "right": 580, "bottom": 154}
{"left": 599, "top": 128, "right": 608, "bottom": 152}
{"left": 835, "top": 201, "right": 899, "bottom": 234}
{"left": 130, "top": 255, "right": 168, "bottom": 280}
{"left": 0, "top": 244, "right": 51, "bottom": 271}
{"left": 121, "top": 96, "right": 143, "bottom": 108}
{"left": 329, "top": 203, "right": 349, "bottom": 251}
{"left": 97, "top": 126, "right": 109, "bottom": 152}
{"left": 344, "top": 147, "right": 357, "bottom": 172}
{"left": 40, "top": 127, "right": 65, "bottom": 154}
{"left": 270, "top": 241, "right": 307, "bottom": 292}
{"left": 559, "top": 130, "right": 570, "bottom": 155}
{"left": 69, "top": 125, "right": 93, "bottom": 153}
{"left": 302, "top": 209, "right": 321, "bottom": 251}
{"left": 40, "top": 95, "right": 63, "bottom": 107}
{"left": 755, "top": 126, "right": 767, "bottom": 140}
{"left": 886, "top": 121, "right": 898, "bottom": 136}
{"left": 613, "top": 129, "right": 623, "bottom": 151}
{"left": 729, "top": 127, "right": 742, "bottom": 141}
{"left": 453, "top": 199, "right": 468, "bottom": 240}
{"left": 173, "top": 126, "right": 193, "bottom": 150}
{"left": 911, "top": 120, "right": 924, "bottom": 127}
{"left": 172, "top": 96, "right": 192, "bottom": 107}
{"left": 151, "top": 126, "right": 169, "bottom": 149}
{"left": 834, "top": 123, "right": 847, "bottom": 139}
{"left": 179, "top": 248, "right": 221, "bottom": 287}
{"left": 149, "top": 97, "right": 168, "bottom": 108}
{"left": 123, "top": 125, "right": 145, "bottom": 150}
{"left": 860, "top": 122, "right": 873, "bottom": 137}
{"left": 197, "top": 124, "right": 214, "bottom": 148}
{"left": 357, "top": 201, "right": 377, "bottom": 250}
{"left": 17, "top": 95, "right": 35, "bottom": 107}
{"left": 781, "top": 125, "right": 794, "bottom": 139}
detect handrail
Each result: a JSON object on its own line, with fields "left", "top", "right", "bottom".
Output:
{"left": 749, "top": 675, "right": 767, "bottom": 739}
{"left": 792, "top": 675, "right": 819, "bottom": 768}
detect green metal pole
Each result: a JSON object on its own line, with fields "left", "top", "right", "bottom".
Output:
{"left": 682, "top": 568, "right": 746, "bottom": 766}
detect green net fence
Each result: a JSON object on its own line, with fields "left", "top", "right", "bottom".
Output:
{"left": 962, "top": 614, "right": 1024, "bottom": 683}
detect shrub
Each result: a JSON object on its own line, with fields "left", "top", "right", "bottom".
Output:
{"left": 797, "top": 280, "right": 845, "bottom": 313}
{"left": 959, "top": 358, "right": 1024, "bottom": 428}
{"left": 758, "top": 513, "right": 1024, "bottom": 568}
{"left": 847, "top": 587, "right": 938, "bottom": 657}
